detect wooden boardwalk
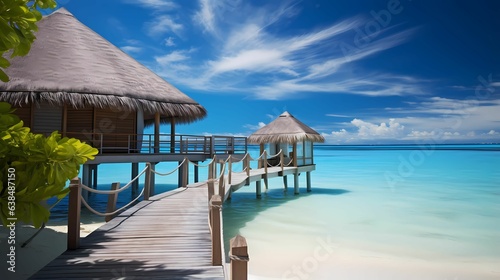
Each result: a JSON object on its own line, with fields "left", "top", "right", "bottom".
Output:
{"left": 31, "top": 164, "right": 315, "bottom": 279}
{"left": 32, "top": 184, "right": 225, "bottom": 280}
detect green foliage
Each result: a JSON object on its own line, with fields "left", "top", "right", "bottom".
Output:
{"left": 0, "top": 0, "right": 57, "bottom": 82}
{"left": 0, "top": 102, "right": 98, "bottom": 227}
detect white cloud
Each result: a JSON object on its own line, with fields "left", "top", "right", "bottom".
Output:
{"left": 164, "top": 37, "right": 175, "bottom": 46}
{"left": 123, "top": 0, "right": 176, "bottom": 10}
{"left": 146, "top": 15, "right": 183, "bottom": 37}
{"left": 209, "top": 49, "right": 292, "bottom": 74}
{"left": 487, "top": 130, "right": 498, "bottom": 135}
{"left": 193, "top": 0, "right": 216, "bottom": 34}
{"left": 351, "top": 118, "right": 405, "bottom": 138}
{"left": 120, "top": 46, "right": 142, "bottom": 53}
{"left": 155, "top": 50, "right": 189, "bottom": 66}
{"left": 244, "top": 122, "right": 266, "bottom": 131}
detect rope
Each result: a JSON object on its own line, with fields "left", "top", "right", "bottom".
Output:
{"left": 188, "top": 156, "right": 216, "bottom": 168}
{"left": 150, "top": 158, "right": 187, "bottom": 176}
{"left": 79, "top": 166, "right": 148, "bottom": 195}
{"left": 229, "top": 254, "right": 250, "bottom": 262}
{"left": 79, "top": 187, "right": 145, "bottom": 217}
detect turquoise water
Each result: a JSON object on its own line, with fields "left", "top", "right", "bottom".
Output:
{"left": 48, "top": 145, "right": 500, "bottom": 279}
{"left": 222, "top": 145, "right": 500, "bottom": 279}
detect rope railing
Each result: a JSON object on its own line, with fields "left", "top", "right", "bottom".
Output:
{"left": 79, "top": 166, "right": 149, "bottom": 195}
{"left": 150, "top": 158, "right": 187, "bottom": 176}
{"left": 79, "top": 185, "right": 145, "bottom": 217}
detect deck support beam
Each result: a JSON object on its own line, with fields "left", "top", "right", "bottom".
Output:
{"left": 194, "top": 163, "right": 199, "bottom": 183}
{"left": 283, "top": 175, "right": 288, "bottom": 191}
{"left": 154, "top": 112, "right": 160, "bottom": 153}
{"left": 170, "top": 118, "right": 175, "bottom": 153}
{"left": 256, "top": 180, "right": 262, "bottom": 198}
{"left": 150, "top": 163, "right": 156, "bottom": 195}
{"left": 306, "top": 171, "right": 311, "bottom": 192}
{"left": 294, "top": 172, "right": 299, "bottom": 195}
{"left": 131, "top": 162, "right": 139, "bottom": 198}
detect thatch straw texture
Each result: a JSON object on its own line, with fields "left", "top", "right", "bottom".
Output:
{"left": 248, "top": 111, "right": 325, "bottom": 144}
{"left": 0, "top": 8, "right": 206, "bottom": 124}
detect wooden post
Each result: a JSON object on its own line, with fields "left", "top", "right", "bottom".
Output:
{"left": 144, "top": 163, "right": 151, "bottom": 200}
{"left": 194, "top": 163, "right": 199, "bottom": 183}
{"left": 182, "top": 158, "right": 189, "bottom": 187}
{"left": 256, "top": 180, "right": 261, "bottom": 198}
{"left": 170, "top": 118, "right": 175, "bottom": 153}
{"left": 105, "top": 182, "right": 120, "bottom": 222}
{"left": 228, "top": 155, "right": 232, "bottom": 184}
{"left": 67, "top": 178, "right": 82, "bottom": 250}
{"left": 292, "top": 142, "right": 298, "bottom": 167}
{"left": 263, "top": 150, "right": 268, "bottom": 174}
{"left": 306, "top": 171, "right": 312, "bottom": 192}
{"left": 280, "top": 150, "right": 284, "bottom": 171}
{"left": 294, "top": 172, "right": 299, "bottom": 195}
{"left": 207, "top": 180, "right": 215, "bottom": 201}
{"left": 230, "top": 235, "right": 249, "bottom": 280}
{"left": 244, "top": 155, "right": 250, "bottom": 177}
{"left": 283, "top": 175, "right": 288, "bottom": 190}
{"left": 258, "top": 144, "right": 264, "bottom": 168}
{"left": 210, "top": 195, "right": 222, "bottom": 266}
{"left": 131, "top": 163, "right": 138, "bottom": 198}
{"left": 218, "top": 174, "right": 225, "bottom": 199}
{"left": 154, "top": 112, "right": 160, "bottom": 153}
{"left": 150, "top": 163, "right": 156, "bottom": 195}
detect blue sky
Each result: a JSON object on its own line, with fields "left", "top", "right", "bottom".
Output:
{"left": 56, "top": 0, "right": 499, "bottom": 144}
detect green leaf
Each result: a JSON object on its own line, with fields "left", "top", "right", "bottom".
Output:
{"left": 0, "top": 69, "right": 9, "bottom": 82}
{"left": 0, "top": 56, "right": 10, "bottom": 68}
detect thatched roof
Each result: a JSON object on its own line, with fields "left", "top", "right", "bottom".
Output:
{"left": 0, "top": 8, "right": 206, "bottom": 124}
{"left": 248, "top": 111, "right": 325, "bottom": 144}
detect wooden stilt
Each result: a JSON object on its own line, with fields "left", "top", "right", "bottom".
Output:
{"left": 283, "top": 175, "right": 288, "bottom": 190}
{"left": 131, "top": 162, "right": 139, "bottom": 198}
{"left": 306, "top": 171, "right": 312, "bottom": 192}
{"left": 194, "top": 163, "right": 199, "bottom": 183}
{"left": 81, "top": 164, "right": 90, "bottom": 201}
{"left": 256, "top": 180, "right": 262, "bottom": 198}
{"left": 150, "top": 163, "right": 156, "bottom": 195}
{"left": 92, "top": 165, "right": 98, "bottom": 190}
{"left": 294, "top": 172, "right": 299, "bottom": 195}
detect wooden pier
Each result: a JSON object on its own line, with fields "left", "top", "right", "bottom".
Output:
{"left": 32, "top": 184, "right": 226, "bottom": 279}
{"left": 31, "top": 151, "right": 315, "bottom": 279}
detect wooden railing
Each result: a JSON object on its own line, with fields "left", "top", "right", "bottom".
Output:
{"left": 64, "top": 132, "right": 247, "bottom": 155}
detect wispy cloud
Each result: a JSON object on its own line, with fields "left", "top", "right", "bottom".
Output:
{"left": 148, "top": 1, "right": 423, "bottom": 99}
{"left": 121, "top": 46, "right": 142, "bottom": 53}
{"left": 146, "top": 15, "right": 183, "bottom": 37}
{"left": 193, "top": 0, "right": 217, "bottom": 34}
{"left": 123, "top": 0, "right": 177, "bottom": 10}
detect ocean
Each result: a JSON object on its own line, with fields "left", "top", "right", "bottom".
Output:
{"left": 48, "top": 144, "right": 500, "bottom": 279}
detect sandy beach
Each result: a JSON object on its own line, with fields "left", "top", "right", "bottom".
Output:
{"left": 0, "top": 220, "right": 104, "bottom": 280}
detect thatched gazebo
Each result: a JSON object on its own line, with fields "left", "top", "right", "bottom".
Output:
{"left": 248, "top": 111, "right": 324, "bottom": 166}
{"left": 0, "top": 8, "right": 206, "bottom": 153}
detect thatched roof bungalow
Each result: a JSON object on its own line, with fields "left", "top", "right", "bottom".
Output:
{"left": 248, "top": 111, "right": 324, "bottom": 166}
{"left": 0, "top": 8, "right": 206, "bottom": 153}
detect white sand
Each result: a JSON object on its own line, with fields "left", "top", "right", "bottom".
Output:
{"left": 0, "top": 221, "right": 105, "bottom": 280}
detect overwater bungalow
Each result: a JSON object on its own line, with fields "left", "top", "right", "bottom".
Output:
{"left": 0, "top": 8, "right": 245, "bottom": 188}
{"left": 248, "top": 111, "right": 324, "bottom": 193}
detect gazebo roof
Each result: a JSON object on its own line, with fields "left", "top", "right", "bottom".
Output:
{"left": 248, "top": 111, "right": 325, "bottom": 144}
{"left": 0, "top": 8, "right": 206, "bottom": 124}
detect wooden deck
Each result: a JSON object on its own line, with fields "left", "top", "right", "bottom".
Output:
{"left": 31, "top": 184, "right": 225, "bottom": 279}
{"left": 31, "top": 164, "right": 315, "bottom": 279}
